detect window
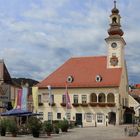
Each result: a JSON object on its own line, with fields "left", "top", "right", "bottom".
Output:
{"left": 97, "top": 113, "right": 104, "bottom": 123}
{"left": 66, "top": 112, "right": 71, "bottom": 120}
{"left": 48, "top": 112, "right": 53, "bottom": 121}
{"left": 98, "top": 93, "right": 105, "bottom": 102}
{"left": 51, "top": 95, "right": 54, "bottom": 103}
{"left": 38, "top": 95, "right": 41, "bottom": 103}
{"left": 86, "top": 113, "right": 93, "bottom": 122}
{"left": 82, "top": 95, "right": 87, "bottom": 103}
{"left": 57, "top": 113, "right": 61, "bottom": 119}
{"left": 49, "top": 94, "right": 54, "bottom": 105}
{"left": 95, "top": 75, "right": 102, "bottom": 82}
{"left": 38, "top": 112, "right": 44, "bottom": 120}
{"left": 42, "top": 93, "right": 49, "bottom": 102}
{"left": 107, "top": 93, "right": 115, "bottom": 103}
{"left": 73, "top": 95, "right": 78, "bottom": 104}
{"left": 62, "top": 95, "right": 66, "bottom": 103}
{"left": 112, "top": 17, "right": 117, "bottom": 23}
{"left": 67, "top": 75, "right": 74, "bottom": 83}
{"left": 90, "top": 93, "right": 97, "bottom": 102}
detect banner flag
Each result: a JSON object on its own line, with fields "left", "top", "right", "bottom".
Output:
{"left": 65, "top": 85, "right": 71, "bottom": 109}
{"left": 21, "top": 86, "right": 28, "bottom": 110}
{"left": 16, "top": 89, "right": 22, "bottom": 109}
{"left": 13, "top": 92, "right": 18, "bottom": 109}
{"left": 48, "top": 86, "right": 53, "bottom": 105}
{"left": 32, "top": 86, "right": 38, "bottom": 112}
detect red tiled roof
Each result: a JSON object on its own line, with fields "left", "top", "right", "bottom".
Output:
{"left": 129, "top": 89, "right": 140, "bottom": 96}
{"left": 135, "top": 84, "right": 140, "bottom": 88}
{"left": 37, "top": 56, "right": 122, "bottom": 88}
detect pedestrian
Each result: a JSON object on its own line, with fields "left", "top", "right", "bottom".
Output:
{"left": 124, "top": 126, "right": 127, "bottom": 136}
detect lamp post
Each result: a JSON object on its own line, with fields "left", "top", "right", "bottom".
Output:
{"left": 47, "top": 85, "right": 52, "bottom": 124}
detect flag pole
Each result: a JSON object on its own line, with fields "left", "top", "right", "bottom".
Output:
{"left": 47, "top": 85, "right": 52, "bottom": 124}
{"left": 65, "top": 83, "right": 68, "bottom": 120}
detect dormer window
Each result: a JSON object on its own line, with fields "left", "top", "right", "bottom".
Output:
{"left": 95, "top": 75, "right": 102, "bottom": 82}
{"left": 67, "top": 75, "right": 74, "bottom": 83}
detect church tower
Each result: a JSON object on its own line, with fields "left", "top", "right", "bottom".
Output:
{"left": 105, "top": 1, "right": 126, "bottom": 68}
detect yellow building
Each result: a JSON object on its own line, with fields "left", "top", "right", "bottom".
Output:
{"left": 34, "top": 2, "right": 130, "bottom": 126}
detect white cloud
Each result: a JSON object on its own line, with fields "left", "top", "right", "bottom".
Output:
{"left": 0, "top": 0, "right": 140, "bottom": 83}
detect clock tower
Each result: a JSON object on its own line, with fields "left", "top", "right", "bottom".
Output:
{"left": 105, "top": 1, "right": 126, "bottom": 68}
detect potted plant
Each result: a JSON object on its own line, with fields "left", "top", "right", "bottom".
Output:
{"left": 7, "top": 119, "right": 18, "bottom": 137}
{"left": 28, "top": 116, "right": 42, "bottom": 138}
{"left": 0, "top": 118, "right": 8, "bottom": 136}
{"left": 59, "top": 118, "right": 69, "bottom": 132}
{"left": 43, "top": 121, "right": 53, "bottom": 136}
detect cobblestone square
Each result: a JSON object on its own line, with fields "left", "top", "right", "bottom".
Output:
{"left": 0, "top": 125, "right": 140, "bottom": 140}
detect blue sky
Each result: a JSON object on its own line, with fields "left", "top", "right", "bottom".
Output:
{"left": 0, "top": 0, "right": 140, "bottom": 84}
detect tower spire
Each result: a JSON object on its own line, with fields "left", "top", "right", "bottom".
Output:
{"left": 105, "top": 1, "right": 126, "bottom": 69}
{"left": 114, "top": 0, "right": 116, "bottom": 8}
{"left": 107, "top": 0, "right": 124, "bottom": 36}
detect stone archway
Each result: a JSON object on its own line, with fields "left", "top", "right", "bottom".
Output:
{"left": 108, "top": 112, "right": 116, "bottom": 125}
{"left": 90, "top": 93, "right": 97, "bottom": 102}
{"left": 107, "top": 93, "right": 115, "bottom": 103}
{"left": 98, "top": 93, "right": 105, "bottom": 102}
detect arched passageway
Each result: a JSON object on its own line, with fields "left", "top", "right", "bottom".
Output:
{"left": 90, "top": 93, "right": 97, "bottom": 102}
{"left": 98, "top": 93, "right": 105, "bottom": 102}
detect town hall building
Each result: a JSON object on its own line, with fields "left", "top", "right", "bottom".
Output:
{"left": 34, "top": 1, "right": 130, "bottom": 126}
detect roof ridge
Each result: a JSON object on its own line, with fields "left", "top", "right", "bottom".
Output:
{"left": 70, "top": 55, "right": 106, "bottom": 59}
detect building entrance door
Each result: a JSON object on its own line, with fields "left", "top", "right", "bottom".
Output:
{"left": 108, "top": 112, "right": 116, "bottom": 125}
{"left": 124, "top": 113, "right": 132, "bottom": 124}
{"left": 76, "top": 113, "right": 82, "bottom": 126}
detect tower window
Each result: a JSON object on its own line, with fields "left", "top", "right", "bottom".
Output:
{"left": 112, "top": 17, "right": 117, "bottom": 23}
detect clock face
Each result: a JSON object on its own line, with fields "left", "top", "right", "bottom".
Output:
{"left": 110, "top": 56, "right": 118, "bottom": 66}
{"left": 111, "top": 42, "right": 117, "bottom": 48}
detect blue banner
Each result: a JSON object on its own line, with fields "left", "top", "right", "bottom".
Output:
{"left": 21, "top": 87, "right": 28, "bottom": 110}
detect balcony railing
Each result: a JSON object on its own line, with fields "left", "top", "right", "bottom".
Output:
{"left": 60, "top": 103, "right": 66, "bottom": 107}
{"left": 98, "top": 103, "right": 107, "bottom": 107}
{"left": 72, "top": 103, "right": 80, "bottom": 107}
{"left": 89, "top": 102, "right": 98, "bottom": 107}
{"left": 38, "top": 102, "right": 43, "bottom": 106}
{"left": 107, "top": 103, "right": 116, "bottom": 107}
{"left": 80, "top": 103, "right": 88, "bottom": 107}
{"left": 48, "top": 102, "right": 56, "bottom": 106}
{"left": 89, "top": 102, "right": 115, "bottom": 107}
